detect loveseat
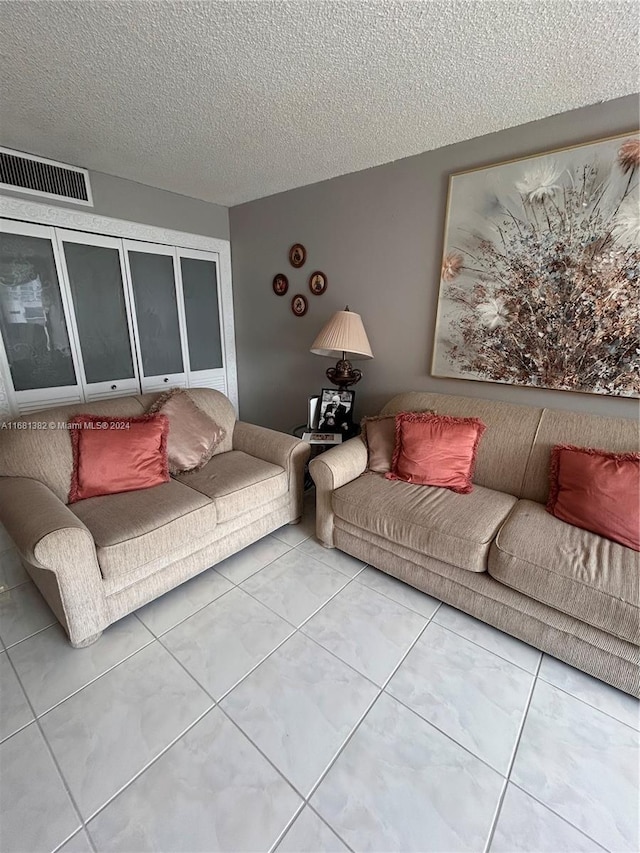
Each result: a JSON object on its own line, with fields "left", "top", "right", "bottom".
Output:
{"left": 310, "top": 391, "right": 639, "bottom": 697}
{"left": 0, "top": 389, "right": 309, "bottom": 647}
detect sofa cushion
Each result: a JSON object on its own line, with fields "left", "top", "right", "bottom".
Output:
{"left": 71, "top": 479, "right": 217, "bottom": 582}
{"left": 332, "top": 471, "right": 517, "bottom": 572}
{"left": 174, "top": 450, "right": 288, "bottom": 523}
{"left": 489, "top": 500, "right": 640, "bottom": 644}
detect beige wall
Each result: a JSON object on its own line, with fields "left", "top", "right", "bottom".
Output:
{"left": 229, "top": 94, "right": 639, "bottom": 432}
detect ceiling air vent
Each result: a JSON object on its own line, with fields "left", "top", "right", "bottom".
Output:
{"left": 0, "top": 147, "right": 93, "bottom": 206}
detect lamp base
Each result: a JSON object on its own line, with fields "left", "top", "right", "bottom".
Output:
{"left": 326, "top": 359, "right": 362, "bottom": 389}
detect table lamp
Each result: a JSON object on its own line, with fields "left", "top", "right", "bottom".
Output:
{"left": 310, "top": 306, "right": 373, "bottom": 388}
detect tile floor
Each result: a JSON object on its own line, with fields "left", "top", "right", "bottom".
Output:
{"left": 0, "top": 497, "right": 638, "bottom": 853}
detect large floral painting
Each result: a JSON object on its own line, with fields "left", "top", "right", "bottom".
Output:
{"left": 432, "top": 133, "right": 640, "bottom": 397}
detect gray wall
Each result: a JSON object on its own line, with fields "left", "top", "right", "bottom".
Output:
{"left": 1, "top": 169, "right": 229, "bottom": 239}
{"left": 230, "top": 94, "right": 639, "bottom": 432}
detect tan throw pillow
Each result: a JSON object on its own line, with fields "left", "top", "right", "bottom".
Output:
{"left": 361, "top": 411, "right": 436, "bottom": 474}
{"left": 360, "top": 415, "right": 399, "bottom": 474}
{"left": 147, "top": 388, "right": 226, "bottom": 475}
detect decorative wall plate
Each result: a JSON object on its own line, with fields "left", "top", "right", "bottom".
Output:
{"left": 309, "top": 270, "right": 327, "bottom": 295}
{"left": 272, "top": 273, "right": 288, "bottom": 295}
{"left": 289, "top": 243, "right": 306, "bottom": 268}
{"left": 291, "top": 294, "right": 308, "bottom": 316}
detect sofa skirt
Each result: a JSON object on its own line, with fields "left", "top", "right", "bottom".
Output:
{"left": 334, "top": 521, "right": 640, "bottom": 698}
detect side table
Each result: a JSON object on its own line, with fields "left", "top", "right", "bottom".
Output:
{"left": 292, "top": 425, "right": 360, "bottom": 491}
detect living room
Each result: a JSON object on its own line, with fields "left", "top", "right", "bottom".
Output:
{"left": 0, "top": 2, "right": 638, "bottom": 852}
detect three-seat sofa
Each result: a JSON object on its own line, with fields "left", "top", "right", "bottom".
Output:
{"left": 310, "top": 391, "right": 639, "bottom": 697}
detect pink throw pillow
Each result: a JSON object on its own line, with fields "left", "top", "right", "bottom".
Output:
{"left": 386, "top": 412, "right": 486, "bottom": 493}
{"left": 547, "top": 445, "right": 640, "bottom": 551}
{"left": 69, "top": 414, "right": 169, "bottom": 503}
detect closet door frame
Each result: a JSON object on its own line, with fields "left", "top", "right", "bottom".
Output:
{"left": 176, "top": 246, "right": 229, "bottom": 395}
{"left": 0, "top": 218, "right": 85, "bottom": 413}
{"left": 122, "top": 240, "right": 189, "bottom": 393}
{"left": 55, "top": 228, "right": 141, "bottom": 401}
{"left": 0, "top": 195, "right": 238, "bottom": 416}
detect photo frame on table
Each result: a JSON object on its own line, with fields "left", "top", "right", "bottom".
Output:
{"left": 317, "top": 388, "right": 355, "bottom": 434}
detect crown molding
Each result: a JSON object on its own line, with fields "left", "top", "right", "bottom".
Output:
{"left": 0, "top": 195, "right": 229, "bottom": 254}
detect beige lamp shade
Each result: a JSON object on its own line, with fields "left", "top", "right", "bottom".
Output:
{"left": 310, "top": 309, "right": 373, "bottom": 360}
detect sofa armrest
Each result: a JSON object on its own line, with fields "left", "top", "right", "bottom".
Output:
{"left": 309, "top": 437, "right": 368, "bottom": 547}
{"left": 0, "top": 477, "right": 108, "bottom": 645}
{"left": 232, "top": 421, "right": 311, "bottom": 519}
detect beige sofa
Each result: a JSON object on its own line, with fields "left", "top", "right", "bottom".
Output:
{"left": 0, "top": 389, "right": 309, "bottom": 648}
{"left": 310, "top": 391, "right": 639, "bottom": 697}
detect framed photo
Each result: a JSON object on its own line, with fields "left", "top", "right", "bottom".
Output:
{"left": 308, "top": 394, "right": 320, "bottom": 429}
{"left": 308, "top": 270, "right": 327, "bottom": 295}
{"left": 317, "top": 388, "right": 355, "bottom": 434}
{"left": 289, "top": 243, "right": 307, "bottom": 268}
{"left": 272, "top": 273, "right": 288, "bottom": 295}
{"left": 291, "top": 294, "right": 308, "bottom": 316}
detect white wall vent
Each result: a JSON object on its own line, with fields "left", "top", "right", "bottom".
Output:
{"left": 0, "top": 147, "right": 93, "bottom": 206}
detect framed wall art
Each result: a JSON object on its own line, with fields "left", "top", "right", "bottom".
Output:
{"left": 291, "top": 293, "right": 308, "bottom": 316}
{"left": 289, "top": 243, "right": 306, "bottom": 268}
{"left": 272, "top": 273, "right": 288, "bottom": 295}
{"left": 432, "top": 132, "right": 640, "bottom": 398}
{"left": 309, "top": 270, "right": 327, "bottom": 295}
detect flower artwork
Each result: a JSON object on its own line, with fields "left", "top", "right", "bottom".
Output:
{"left": 432, "top": 134, "right": 640, "bottom": 397}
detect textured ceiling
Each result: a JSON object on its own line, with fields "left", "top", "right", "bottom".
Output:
{"left": 0, "top": 1, "right": 638, "bottom": 207}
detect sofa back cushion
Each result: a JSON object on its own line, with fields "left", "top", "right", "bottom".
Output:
{"left": 0, "top": 388, "right": 236, "bottom": 503}
{"left": 521, "top": 407, "right": 639, "bottom": 504}
{"left": 381, "top": 392, "right": 542, "bottom": 497}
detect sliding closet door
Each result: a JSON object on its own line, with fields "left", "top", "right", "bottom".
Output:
{"left": 177, "top": 248, "right": 227, "bottom": 394}
{"left": 0, "top": 219, "right": 83, "bottom": 413}
{"left": 56, "top": 230, "right": 139, "bottom": 400}
{"left": 123, "top": 241, "right": 188, "bottom": 392}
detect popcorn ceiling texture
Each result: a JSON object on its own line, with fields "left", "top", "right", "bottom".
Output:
{"left": 0, "top": 1, "right": 638, "bottom": 207}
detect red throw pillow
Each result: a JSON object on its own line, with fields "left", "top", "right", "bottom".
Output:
{"left": 68, "top": 414, "right": 169, "bottom": 503}
{"left": 386, "top": 412, "right": 486, "bottom": 493}
{"left": 547, "top": 445, "right": 640, "bottom": 551}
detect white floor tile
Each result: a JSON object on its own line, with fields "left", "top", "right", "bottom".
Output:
{"left": 0, "top": 723, "right": 80, "bottom": 853}
{"left": 0, "top": 548, "right": 28, "bottom": 592}
{"left": 162, "top": 587, "right": 294, "bottom": 700}
{"left": 0, "top": 581, "right": 56, "bottom": 647}
{"left": 357, "top": 565, "right": 441, "bottom": 618}
{"left": 8, "top": 615, "right": 153, "bottom": 716}
{"left": 272, "top": 514, "right": 316, "bottom": 547}
{"left": 136, "top": 567, "right": 234, "bottom": 636}
{"left": 214, "top": 535, "right": 292, "bottom": 583}
{"left": 387, "top": 622, "right": 534, "bottom": 773}
{"left": 512, "top": 680, "right": 639, "bottom": 852}
{"left": 433, "top": 603, "right": 541, "bottom": 673}
{"left": 490, "top": 784, "right": 604, "bottom": 852}
{"left": 539, "top": 654, "right": 640, "bottom": 730}
{"left": 222, "top": 632, "right": 377, "bottom": 795}
{"left": 0, "top": 650, "right": 34, "bottom": 742}
{"left": 296, "top": 537, "right": 366, "bottom": 578}
{"left": 241, "top": 548, "right": 349, "bottom": 626}
{"left": 87, "top": 708, "right": 301, "bottom": 852}
{"left": 40, "top": 642, "right": 212, "bottom": 820}
{"left": 276, "top": 806, "right": 349, "bottom": 852}
{"left": 302, "top": 581, "right": 426, "bottom": 685}
{"left": 312, "top": 692, "right": 503, "bottom": 852}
